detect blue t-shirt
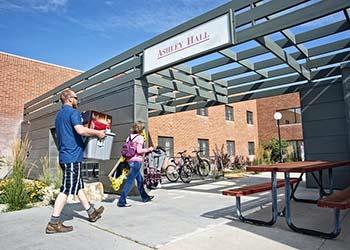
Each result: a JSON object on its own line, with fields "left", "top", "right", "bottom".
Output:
{"left": 55, "top": 104, "right": 84, "bottom": 164}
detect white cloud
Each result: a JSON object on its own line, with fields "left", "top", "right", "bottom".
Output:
{"left": 104, "top": 1, "right": 113, "bottom": 6}
{"left": 65, "top": 0, "right": 230, "bottom": 34}
{"left": 0, "top": 0, "right": 68, "bottom": 13}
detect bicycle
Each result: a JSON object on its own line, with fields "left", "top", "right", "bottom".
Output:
{"left": 165, "top": 151, "right": 193, "bottom": 183}
{"left": 191, "top": 150, "right": 211, "bottom": 177}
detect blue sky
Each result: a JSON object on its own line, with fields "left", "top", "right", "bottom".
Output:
{"left": 0, "top": 0, "right": 230, "bottom": 71}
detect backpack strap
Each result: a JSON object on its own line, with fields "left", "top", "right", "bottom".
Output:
{"left": 130, "top": 134, "right": 140, "bottom": 142}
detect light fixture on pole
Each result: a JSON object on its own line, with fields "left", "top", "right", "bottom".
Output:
{"left": 274, "top": 112, "right": 283, "bottom": 163}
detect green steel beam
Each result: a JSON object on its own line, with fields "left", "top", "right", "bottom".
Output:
{"left": 309, "top": 39, "right": 350, "bottom": 57}
{"left": 217, "top": 49, "right": 268, "bottom": 79}
{"left": 295, "top": 20, "right": 349, "bottom": 44}
{"left": 227, "top": 38, "right": 350, "bottom": 87}
{"left": 237, "top": 0, "right": 350, "bottom": 44}
{"left": 146, "top": 74, "right": 228, "bottom": 104}
{"left": 228, "top": 77, "right": 341, "bottom": 103}
{"left": 256, "top": 36, "right": 311, "bottom": 80}
{"left": 176, "top": 100, "right": 219, "bottom": 113}
{"left": 148, "top": 103, "right": 176, "bottom": 113}
{"left": 306, "top": 51, "right": 350, "bottom": 69}
{"left": 191, "top": 20, "right": 349, "bottom": 75}
{"left": 165, "top": 95, "right": 206, "bottom": 107}
{"left": 228, "top": 66, "right": 342, "bottom": 95}
{"left": 235, "top": 0, "right": 308, "bottom": 28}
{"left": 157, "top": 69, "right": 227, "bottom": 95}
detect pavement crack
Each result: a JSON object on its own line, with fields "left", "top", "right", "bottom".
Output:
{"left": 79, "top": 219, "right": 156, "bottom": 250}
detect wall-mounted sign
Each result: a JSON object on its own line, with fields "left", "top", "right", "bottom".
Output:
{"left": 143, "top": 13, "right": 232, "bottom": 74}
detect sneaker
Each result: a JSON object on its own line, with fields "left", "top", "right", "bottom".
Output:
{"left": 143, "top": 195, "right": 154, "bottom": 203}
{"left": 45, "top": 221, "right": 73, "bottom": 234}
{"left": 88, "top": 206, "right": 104, "bottom": 222}
{"left": 117, "top": 203, "right": 131, "bottom": 207}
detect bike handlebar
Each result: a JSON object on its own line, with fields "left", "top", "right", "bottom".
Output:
{"left": 192, "top": 150, "right": 203, "bottom": 153}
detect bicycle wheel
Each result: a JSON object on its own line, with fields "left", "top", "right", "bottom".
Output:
{"left": 197, "top": 159, "right": 211, "bottom": 177}
{"left": 165, "top": 164, "right": 179, "bottom": 182}
{"left": 179, "top": 164, "right": 193, "bottom": 183}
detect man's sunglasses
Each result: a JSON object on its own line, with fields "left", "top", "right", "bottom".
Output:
{"left": 70, "top": 96, "right": 78, "bottom": 100}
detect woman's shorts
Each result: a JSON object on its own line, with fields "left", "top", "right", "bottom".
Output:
{"left": 60, "top": 162, "right": 84, "bottom": 195}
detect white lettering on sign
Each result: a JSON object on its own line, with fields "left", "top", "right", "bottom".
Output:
{"left": 143, "top": 14, "right": 232, "bottom": 74}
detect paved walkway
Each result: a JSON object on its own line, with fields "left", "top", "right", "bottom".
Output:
{"left": 0, "top": 173, "right": 349, "bottom": 250}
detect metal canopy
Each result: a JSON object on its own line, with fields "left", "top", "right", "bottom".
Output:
{"left": 24, "top": 0, "right": 350, "bottom": 121}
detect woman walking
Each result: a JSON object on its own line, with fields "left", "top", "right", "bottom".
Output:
{"left": 117, "top": 121, "right": 154, "bottom": 207}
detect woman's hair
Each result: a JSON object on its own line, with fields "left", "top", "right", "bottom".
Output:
{"left": 130, "top": 121, "right": 145, "bottom": 134}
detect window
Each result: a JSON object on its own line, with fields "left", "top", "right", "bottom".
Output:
{"left": 81, "top": 162, "right": 99, "bottom": 179}
{"left": 247, "top": 111, "right": 254, "bottom": 124}
{"left": 198, "top": 139, "right": 209, "bottom": 157}
{"left": 248, "top": 142, "right": 255, "bottom": 155}
{"left": 278, "top": 107, "right": 302, "bottom": 125}
{"left": 225, "top": 105, "right": 234, "bottom": 121}
{"left": 287, "top": 140, "right": 304, "bottom": 161}
{"left": 158, "top": 136, "right": 174, "bottom": 157}
{"left": 197, "top": 107, "right": 208, "bottom": 116}
{"left": 226, "top": 140, "right": 235, "bottom": 156}
{"left": 49, "top": 128, "right": 59, "bottom": 168}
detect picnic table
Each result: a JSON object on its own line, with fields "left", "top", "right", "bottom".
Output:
{"left": 223, "top": 160, "right": 350, "bottom": 239}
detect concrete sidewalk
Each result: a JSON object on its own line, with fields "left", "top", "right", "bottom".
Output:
{"left": 0, "top": 173, "right": 349, "bottom": 250}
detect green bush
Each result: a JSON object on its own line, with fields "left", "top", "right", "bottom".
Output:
{"left": 263, "top": 138, "right": 288, "bottom": 163}
{"left": 24, "top": 180, "right": 47, "bottom": 203}
{"left": 53, "top": 164, "right": 63, "bottom": 189}
{"left": 39, "top": 156, "right": 51, "bottom": 186}
{"left": 0, "top": 178, "right": 29, "bottom": 211}
{"left": 0, "top": 136, "right": 31, "bottom": 211}
{"left": 254, "top": 144, "right": 272, "bottom": 165}
{"left": 38, "top": 156, "right": 62, "bottom": 189}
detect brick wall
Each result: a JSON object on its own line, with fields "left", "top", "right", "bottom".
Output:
{"left": 0, "top": 52, "right": 81, "bottom": 157}
{"left": 256, "top": 93, "right": 303, "bottom": 144}
{"left": 149, "top": 100, "right": 259, "bottom": 157}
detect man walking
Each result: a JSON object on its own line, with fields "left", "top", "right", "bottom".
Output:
{"left": 46, "top": 89, "right": 105, "bottom": 234}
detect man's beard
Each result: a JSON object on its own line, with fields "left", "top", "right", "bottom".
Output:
{"left": 73, "top": 103, "right": 78, "bottom": 109}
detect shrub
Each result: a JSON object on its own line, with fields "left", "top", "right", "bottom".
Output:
{"left": 254, "top": 144, "right": 273, "bottom": 165}
{"left": 212, "top": 144, "right": 230, "bottom": 171}
{"left": 39, "top": 156, "right": 51, "bottom": 186}
{"left": 0, "top": 136, "right": 31, "bottom": 211}
{"left": 263, "top": 138, "right": 288, "bottom": 163}
{"left": 24, "top": 179, "right": 47, "bottom": 203}
{"left": 232, "top": 155, "right": 249, "bottom": 169}
{"left": 38, "top": 156, "right": 62, "bottom": 189}
{"left": 53, "top": 164, "right": 63, "bottom": 189}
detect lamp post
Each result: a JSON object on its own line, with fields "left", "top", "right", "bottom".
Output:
{"left": 274, "top": 112, "right": 283, "bottom": 163}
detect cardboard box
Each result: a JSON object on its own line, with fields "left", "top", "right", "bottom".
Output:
{"left": 82, "top": 110, "right": 112, "bottom": 130}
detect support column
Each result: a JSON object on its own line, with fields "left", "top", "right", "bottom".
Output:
{"left": 300, "top": 64, "right": 350, "bottom": 189}
{"left": 341, "top": 62, "right": 350, "bottom": 148}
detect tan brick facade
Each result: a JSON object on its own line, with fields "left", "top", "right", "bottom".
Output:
{"left": 0, "top": 52, "right": 81, "bottom": 157}
{"left": 256, "top": 93, "right": 303, "bottom": 144}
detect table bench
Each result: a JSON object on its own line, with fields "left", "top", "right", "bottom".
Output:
{"left": 315, "top": 186, "right": 350, "bottom": 238}
{"left": 244, "top": 161, "right": 350, "bottom": 238}
{"left": 223, "top": 178, "right": 299, "bottom": 226}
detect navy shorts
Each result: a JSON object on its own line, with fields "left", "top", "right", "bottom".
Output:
{"left": 60, "top": 162, "right": 84, "bottom": 195}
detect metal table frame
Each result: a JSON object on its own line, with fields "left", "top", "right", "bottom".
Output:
{"left": 244, "top": 161, "right": 350, "bottom": 239}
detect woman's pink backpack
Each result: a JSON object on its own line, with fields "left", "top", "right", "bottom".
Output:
{"left": 121, "top": 135, "right": 139, "bottom": 158}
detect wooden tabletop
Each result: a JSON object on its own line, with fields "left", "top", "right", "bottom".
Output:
{"left": 246, "top": 160, "right": 350, "bottom": 173}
